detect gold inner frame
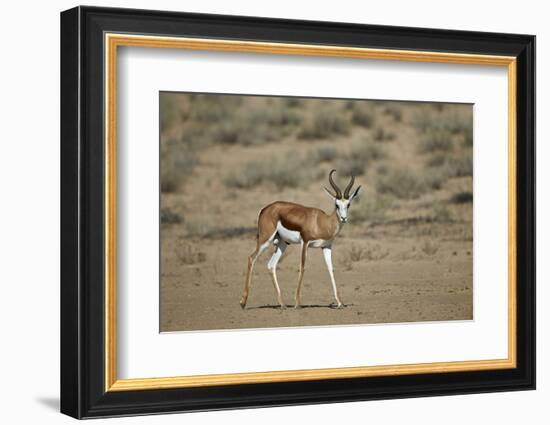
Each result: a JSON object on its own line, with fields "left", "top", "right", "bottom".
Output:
{"left": 104, "top": 33, "right": 517, "bottom": 392}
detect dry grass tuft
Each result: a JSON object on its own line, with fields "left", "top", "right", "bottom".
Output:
{"left": 175, "top": 244, "right": 207, "bottom": 265}
{"left": 341, "top": 244, "right": 390, "bottom": 270}
{"left": 420, "top": 240, "right": 439, "bottom": 256}
{"left": 161, "top": 208, "right": 183, "bottom": 224}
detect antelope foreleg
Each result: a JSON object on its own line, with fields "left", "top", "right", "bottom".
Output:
{"left": 323, "top": 247, "right": 343, "bottom": 308}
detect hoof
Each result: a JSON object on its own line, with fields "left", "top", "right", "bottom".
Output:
{"left": 294, "top": 304, "right": 302, "bottom": 309}
{"left": 332, "top": 302, "right": 344, "bottom": 309}
{"left": 279, "top": 304, "right": 287, "bottom": 310}
{"left": 239, "top": 299, "right": 247, "bottom": 309}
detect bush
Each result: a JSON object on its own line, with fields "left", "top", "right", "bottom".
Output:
{"left": 283, "top": 97, "right": 302, "bottom": 108}
{"left": 383, "top": 104, "right": 403, "bottom": 122}
{"left": 373, "top": 127, "right": 395, "bottom": 142}
{"left": 376, "top": 169, "right": 426, "bottom": 199}
{"left": 337, "top": 157, "right": 367, "bottom": 177}
{"left": 160, "top": 208, "right": 183, "bottom": 224}
{"left": 189, "top": 94, "right": 242, "bottom": 122}
{"left": 224, "top": 161, "right": 266, "bottom": 189}
{"left": 426, "top": 153, "right": 446, "bottom": 168}
{"left": 412, "top": 108, "right": 436, "bottom": 133}
{"left": 160, "top": 149, "right": 198, "bottom": 193}
{"left": 249, "top": 107, "right": 301, "bottom": 127}
{"left": 351, "top": 107, "right": 375, "bottom": 128}
{"left": 353, "top": 195, "right": 392, "bottom": 223}
{"left": 225, "top": 155, "right": 307, "bottom": 190}
{"left": 445, "top": 156, "right": 473, "bottom": 177}
{"left": 431, "top": 203, "right": 452, "bottom": 222}
{"left": 315, "top": 144, "right": 338, "bottom": 162}
{"left": 424, "top": 154, "right": 473, "bottom": 182}
{"left": 351, "top": 141, "right": 385, "bottom": 162}
{"left": 413, "top": 107, "right": 473, "bottom": 147}
{"left": 422, "top": 166, "right": 448, "bottom": 190}
{"left": 213, "top": 105, "right": 300, "bottom": 146}
{"left": 298, "top": 110, "right": 351, "bottom": 140}
{"left": 336, "top": 141, "right": 385, "bottom": 177}
{"left": 418, "top": 128, "right": 453, "bottom": 153}
{"left": 160, "top": 94, "right": 183, "bottom": 133}
{"left": 451, "top": 191, "right": 473, "bottom": 204}
{"left": 463, "top": 130, "right": 473, "bottom": 147}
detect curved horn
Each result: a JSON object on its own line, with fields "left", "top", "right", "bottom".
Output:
{"left": 344, "top": 174, "right": 355, "bottom": 199}
{"left": 328, "top": 169, "right": 342, "bottom": 199}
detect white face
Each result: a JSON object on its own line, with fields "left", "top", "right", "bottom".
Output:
{"left": 335, "top": 198, "right": 351, "bottom": 223}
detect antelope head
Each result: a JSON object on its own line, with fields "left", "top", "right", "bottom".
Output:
{"left": 324, "top": 169, "right": 362, "bottom": 223}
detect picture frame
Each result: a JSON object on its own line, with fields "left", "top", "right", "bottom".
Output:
{"left": 60, "top": 5, "right": 535, "bottom": 419}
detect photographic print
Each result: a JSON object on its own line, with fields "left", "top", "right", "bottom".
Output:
{"left": 160, "top": 93, "right": 474, "bottom": 332}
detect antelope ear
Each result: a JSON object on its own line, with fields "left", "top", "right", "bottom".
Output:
{"left": 324, "top": 186, "right": 337, "bottom": 200}
{"left": 349, "top": 185, "right": 362, "bottom": 203}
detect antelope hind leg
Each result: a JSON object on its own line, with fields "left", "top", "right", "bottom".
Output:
{"left": 267, "top": 241, "right": 287, "bottom": 309}
{"left": 240, "top": 230, "right": 276, "bottom": 309}
{"left": 294, "top": 242, "right": 308, "bottom": 308}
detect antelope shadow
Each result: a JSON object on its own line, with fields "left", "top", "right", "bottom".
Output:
{"left": 248, "top": 303, "right": 353, "bottom": 310}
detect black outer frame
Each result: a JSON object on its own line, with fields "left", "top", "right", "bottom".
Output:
{"left": 60, "top": 5, "right": 535, "bottom": 419}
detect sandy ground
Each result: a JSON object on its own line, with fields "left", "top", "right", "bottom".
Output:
{"left": 159, "top": 96, "right": 473, "bottom": 332}
{"left": 160, "top": 222, "right": 472, "bottom": 332}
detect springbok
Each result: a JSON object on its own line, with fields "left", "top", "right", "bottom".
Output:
{"left": 240, "top": 170, "right": 361, "bottom": 310}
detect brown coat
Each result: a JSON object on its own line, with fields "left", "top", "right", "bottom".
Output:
{"left": 257, "top": 201, "right": 340, "bottom": 243}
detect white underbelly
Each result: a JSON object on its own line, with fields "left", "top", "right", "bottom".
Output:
{"left": 276, "top": 222, "right": 330, "bottom": 248}
{"left": 309, "top": 239, "right": 331, "bottom": 248}
{"left": 276, "top": 221, "right": 302, "bottom": 244}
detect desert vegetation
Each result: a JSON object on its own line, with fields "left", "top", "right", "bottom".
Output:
{"left": 159, "top": 93, "right": 473, "bottom": 331}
